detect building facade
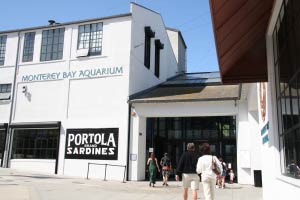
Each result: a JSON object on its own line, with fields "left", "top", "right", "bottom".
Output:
{"left": 0, "top": 2, "right": 264, "bottom": 186}
{"left": 210, "top": 0, "right": 300, "bottom": 199}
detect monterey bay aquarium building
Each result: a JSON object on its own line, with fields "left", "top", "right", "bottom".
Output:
{"left": 0, "top": 2, "right": 298, "bottom": 199}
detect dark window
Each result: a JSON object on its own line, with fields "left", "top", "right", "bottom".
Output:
{"left": 40, "top": 28, "right": 65, "bottom": 61}
{"left": 11, "top": 129, "right": 59, "bottom": 159}
{"left": 146, "top": 116, "right": 237, "bottom": 178}
{"left": 0, "top": 35, "right": 7, "bottom": 65}
{"left": 78, "top": 22, "right": 103, "bottom": 56}
{"left": 144, "top": 26, "right": 155, "bottom": 69}
{"left": 22, "top": 32, "right": 35, "bottom": 62}
{"left": 0, "top": 130, "right": 5, "bottom": 159}
{"left": 0, "top": 84, "right": 11, "bottom": 93}
{"left": 273, "top": 0, "right": 300, "bottom": 179}
{"left": 154, "top": 39, "right": 164, "bottom": 78}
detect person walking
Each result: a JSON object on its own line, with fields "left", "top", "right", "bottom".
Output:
{"left": 147, "top": 152, "right": 160, "bottom": 187}
{"left": 175, "top": 143, "right": 199, "bottom": 200}
{"left": 197, "top": 143, "right": 222, "bottom": 200}
{"left": 160, "top": 152, "right": 171, "bottom": 186}
{"left": 217, "top": 157, "right": 227, "bottom": 189}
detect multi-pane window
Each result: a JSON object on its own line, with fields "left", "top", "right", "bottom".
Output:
{"left": 11, "top": 129, "right": 59, "bottom": 159}
{"left": 40, "top": 28, "right": 65, "bottom": 61}
{"left": 22, "top": 32, "right": 35, "bottom": 62}
{"left": 0, "top": 84, "right": 11, "bottom": 93}
{"left": 0, "top": 35, "right": 7, "bottom": 65}
{"left": 273, "top": 0, "right": 300, "bottom": 179}
{"left": 78, "top": 22, "right": 103, "bottom": 56}
{"left": 0, "top": 84, "right": 11, "bottom": 100}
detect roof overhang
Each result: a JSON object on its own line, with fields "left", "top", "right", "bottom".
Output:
{"left": 210, "top": 0, "right": 275, "bottom": 84}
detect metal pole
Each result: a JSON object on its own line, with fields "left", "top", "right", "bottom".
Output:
{"left": 87, "top": 163, "right": 90, "bottom": 179}
{"left": 104, "top": 164, "right": 107, "bottom": 181}
{"left": 123, "top": 166, "right": 127, "bottom": 183}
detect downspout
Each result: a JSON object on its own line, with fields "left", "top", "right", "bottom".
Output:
{"left": 126, "top": 102, "right": 132, "bottom": 181}
{"left": 3, "top": 32, "right": 21, "bottom": 168}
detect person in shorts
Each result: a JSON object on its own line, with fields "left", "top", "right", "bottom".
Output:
{"left": 160, "top": 152, "right": 172, "bottom": 186}
{"left": 175, "top": 143, "right": 199, "bottom": 200}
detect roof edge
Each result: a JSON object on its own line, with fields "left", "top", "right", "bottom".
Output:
{"left": 0, "top": 13, "right": 132, "bottom": 34}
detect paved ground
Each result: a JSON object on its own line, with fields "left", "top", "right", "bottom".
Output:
{"left": 0, "top": 168, "right": 262, "bottom": 200}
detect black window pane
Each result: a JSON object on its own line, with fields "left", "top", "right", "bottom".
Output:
{"left": 12, "top": 129, "right": 59, "bottom": 159}
{"left": 273, "top": 0, "right": 300, "bottom": 179}
{"left": 40, "top": 28, "right": 64, "bottom": 61}
{"left": 22, "top": 32, "right": 35, "bottom": 62}
{"left": 0, "top": 35, "right": 7, "bottom": 65}
{"left": 77, "top": 22, "right": 103, "bottom": 56}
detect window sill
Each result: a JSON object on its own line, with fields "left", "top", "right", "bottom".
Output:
{"left": 19, "top": 59, "right": 66, "bottom": 66}
{"left": 276, "top": 174, "right": 300, "bottom": 188}
{"left": 70, "top": 55, "right": 108, "bottom": 61}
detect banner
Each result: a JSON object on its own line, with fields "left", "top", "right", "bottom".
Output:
{"left": 65, "top": 128, "right": 118, "bottom": 160}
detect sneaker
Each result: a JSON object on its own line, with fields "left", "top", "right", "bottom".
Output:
{"left": 163, "top": 182, "right": 165, "bottom": 186}
{"left": 215, "top": 185, "right": 219, "bottom": 189}
{"left": 166, "top": 183, "right": 168, "bottom": 186}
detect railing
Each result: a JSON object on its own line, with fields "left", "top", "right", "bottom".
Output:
{"left": 86, "top": 163, "right": 127, "bottom": 183}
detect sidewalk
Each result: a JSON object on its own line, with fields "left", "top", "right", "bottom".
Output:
{"left": 0, "top": 168, "right": 262, "bottom": 200}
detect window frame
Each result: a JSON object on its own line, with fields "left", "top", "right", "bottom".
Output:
{"left": 0, "top": 35, "right": 7, "bottom": 66}
{"left": 272, "top": 0, "right": 300, "bottom": 179}
{"left": 77, "top": 22, "right": 103, "bottom": 56}
{"left": 40, "top": 28, "right": 65, "bottom": 61}
{"left": 22, "top": 32, "right": 36, "bottom": 62}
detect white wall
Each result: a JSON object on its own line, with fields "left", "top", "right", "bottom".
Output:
{"left": 129, "top": 114, "right": 146, "bottom": 180}
{"left": 10, "top": 159, "right": 56, "bottom": 174}
{"left": 261, "top": 0, "right": 300, "bottom": 199}
{"left": 166, "top": 29, "right": 187, "bottom": 74}
{"left": 6, "top": 16, "right": 132, "bottom": 179}
{"left": 0, "top": 32, "right": 18, "bottom": 123}
{"left": 129, "top": 3, "right": 179, "bottom": 95}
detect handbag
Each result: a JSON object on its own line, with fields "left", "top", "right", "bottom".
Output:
{"left": 212, "top": 156, "right": 221, "bottom": 175}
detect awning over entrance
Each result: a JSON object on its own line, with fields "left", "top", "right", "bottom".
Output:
{"left": 209, "top": 0, "right": 274, "bottom": 83}
{"left": 130, "top": 72, "right": 240, "bottom": 103}
{"left": 10, "top": 121, "right": 61, "bottom": 129}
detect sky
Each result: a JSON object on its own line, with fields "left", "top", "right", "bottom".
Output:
{"left": 0, "top": 0, "right": 219, "bottom": 73}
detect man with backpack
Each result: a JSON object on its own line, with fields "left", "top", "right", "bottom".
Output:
{"left": 160, "top": 152, "right": 172, "bottom": 186}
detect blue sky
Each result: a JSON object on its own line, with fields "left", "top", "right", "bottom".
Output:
{"left": 0, "top": 0, "right": 218, "bottom": 73}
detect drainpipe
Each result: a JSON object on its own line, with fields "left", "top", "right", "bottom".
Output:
{"left": 126, "top": 102, "right": 132, "bottom": 181}
{"left": 3, "top": 32, "right": 21, "bottom": 168}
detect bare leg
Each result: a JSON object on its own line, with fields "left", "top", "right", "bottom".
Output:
{"left": 183, "top": 188, "right": 188, "bottom": 200}
{"left": 192, "top": 189, "right": 198, "bottom": 200}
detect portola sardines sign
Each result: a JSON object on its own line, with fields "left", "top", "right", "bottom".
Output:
{"left": 21, "top": 66, "right": 123, "bottom": 82}
{"left": 65, "top": 128, "right": 118, "bottom": 160}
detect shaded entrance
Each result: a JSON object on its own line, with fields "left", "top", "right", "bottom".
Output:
{"left": 146, "top": 116, "right": 237, "bottom": 179}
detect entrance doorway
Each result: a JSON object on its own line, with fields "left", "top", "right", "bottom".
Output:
{"left": 146, "top": 116, "right": 237, "bottom": 179}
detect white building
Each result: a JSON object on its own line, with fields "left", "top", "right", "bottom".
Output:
{"left": 210, "top": 0, "right": 300, "bottom": 199}
{"left": 0, "top": 2, "right": 263, "bottom": 186}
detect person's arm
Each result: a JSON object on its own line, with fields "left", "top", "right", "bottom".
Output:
{"left": 160, "top": 158, "right": 163, "bottom": 167}
{"left": 196, "top": 157, "right": 202, "bottom": 174}
{"left": 147, "top": 158, "right": 150, "bottom": 165}
{"left": 155, "top": 158, "right": 160, "bottom": 172}
{"left": 176, "top": 153, "right": 184, "bottom": 181}
{"left": 215, "top": 156, "right": 222, "bottom": 172}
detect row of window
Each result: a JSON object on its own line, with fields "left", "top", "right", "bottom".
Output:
{"left": 144, "top": 26, "right": 164, "bottom": 78}
{"left": 0, "top": 22, "right": 103, "bottom": 66}
{"left": 273, "top": 0, "right": 300, "bottom": 179}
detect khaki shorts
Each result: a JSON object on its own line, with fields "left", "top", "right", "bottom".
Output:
{"left": 182, "top": 173, "right": 200, "bottom": 190}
